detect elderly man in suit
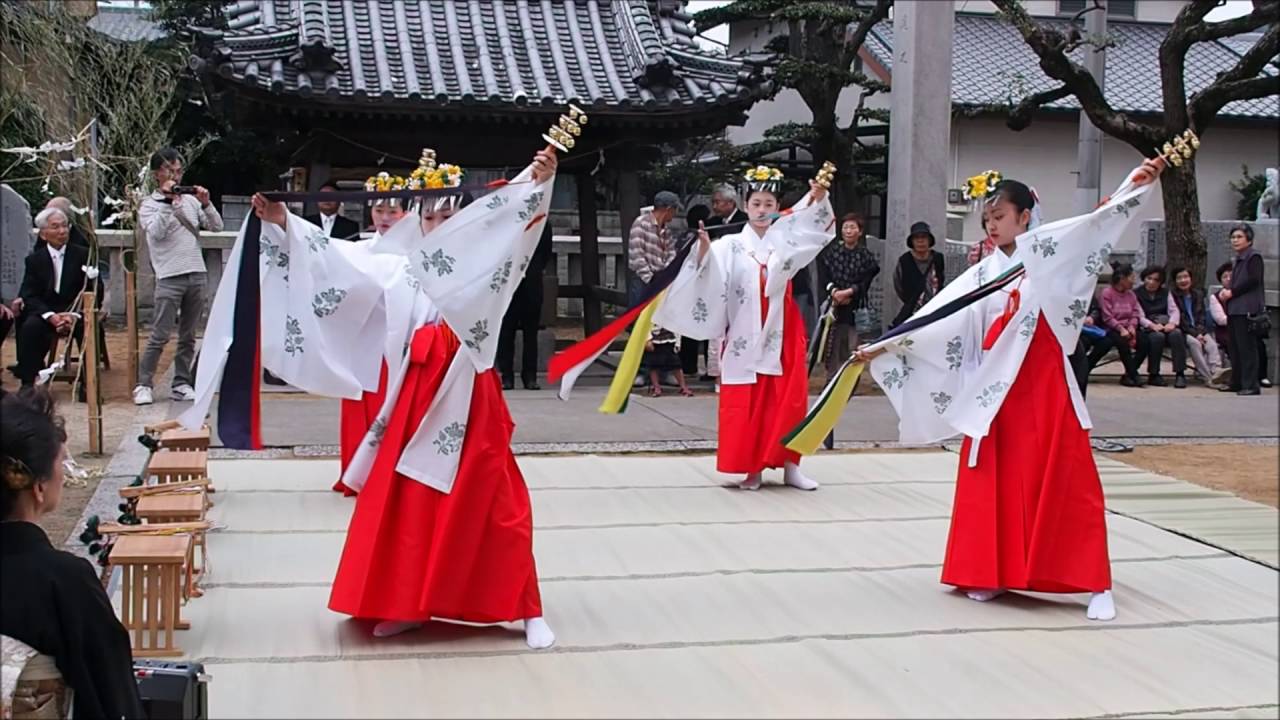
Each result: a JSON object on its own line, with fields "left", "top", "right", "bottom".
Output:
{"left": 14, "top": 207, "right": 88, "bottom": 387}
{"left": 303, "top": 182, "right": 362, "bottom": 241}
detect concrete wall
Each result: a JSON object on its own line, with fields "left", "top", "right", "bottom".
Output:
{"left": 949, "top": 115, "right": 1279, "bottom": 246}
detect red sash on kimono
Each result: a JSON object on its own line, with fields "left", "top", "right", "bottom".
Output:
{"left": 717, "top": 272, "right": 807, "bottom": 474}
{"left": 328, "top": 322, "right": 542, "bottom": 624}
{"left": 334, "top": 362, "right": 389, "bottom": 496}
{"left": 943, "top": 314, "right": 1111, "bottom": 593}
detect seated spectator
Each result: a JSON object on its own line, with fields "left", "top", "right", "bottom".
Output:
{"left": 1170, "top": 266, "right": 1226, "bottom": 388}
{"left": 891, "top": 221, "right": 944, "bottom": 327}
{"left": 1, "top": 388, "right": 145, "bottom": 719}
{"left": 1133, "top": 265, "right": 1188, "bottom": 387}
{"left": 14, "top": 208, "right": 88, "bottom": 387}
{"left": 1089, "top": 262, "right": 1144, "bottom": 387}
{"left": 34, "top": 197, "right": 90, "bottom": 253}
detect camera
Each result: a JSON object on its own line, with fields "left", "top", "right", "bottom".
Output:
{"left": 170, "top": 185, "right": 199, "bottom": 195}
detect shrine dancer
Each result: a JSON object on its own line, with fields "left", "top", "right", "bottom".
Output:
{"left": 650, "top": 165, "right": 834, "bottom": 490}
{"left": 853, "top": 157, "right": 1167, "bottom": 620}
{"left": 185, "top": 145, "right": 558, "bottom": 649}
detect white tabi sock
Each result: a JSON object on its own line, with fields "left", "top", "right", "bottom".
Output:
{"left": 372, "top": 620, "right": 423, "bottom": 638}
{"left": 739, "top": 472, "right": 763, "bottom": 491}
{"left": 966, "top": 588, "right": 1006, "bottom": 602}
{"left": 1086, "top": 590, "right": 1116, "bottom": 621}
{"left": 783, "top": 462, "right": 819, "bottom": 491}
{"left": 524, "top": 617, "right": 555, "bottom": 649}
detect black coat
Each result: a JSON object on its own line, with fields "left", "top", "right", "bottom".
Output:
{"left": 19, "top": 243, "right": 89, "bottom": 319}
{"left": 1227, "top": 248, "right": 1265, "bottom": 316}
{"left": 303, "top": 213, "right": 362, "bottom": 241}
{"left": 704, "top": 209, "right": 749, "bottom": 239}
{"left": 891, "top": 251, "right": 945, "bottom": 327}
{"left": 1, "top": 522, "right": 146, "bottom": 720}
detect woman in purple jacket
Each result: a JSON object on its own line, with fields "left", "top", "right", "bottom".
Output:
{"left": 1220, "top": 224, "right": 1267, "bottom": 395}
{"left": 1088, "top": 262, "right": 1144, "bottom": 387}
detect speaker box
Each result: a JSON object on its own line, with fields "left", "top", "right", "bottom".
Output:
{"left": 134, "top": 659, "right": 209, "bottom": 720}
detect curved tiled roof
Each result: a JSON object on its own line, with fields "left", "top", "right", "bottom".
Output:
{"left": 863, "top": 13, "right": 1277, "bottom": 120}
{"left": 193, "top": 0, "right": 773, "bottom": 118}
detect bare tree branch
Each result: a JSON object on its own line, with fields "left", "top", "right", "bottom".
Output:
{"left": 1189, "top": 21, "right": 1280, "bottom": 131}
{"left": 990, "top": 0, "right": 1161, "bottom": 151}
{"left": 1187, "top": 1, "right": 1280, "bottom": 44}
{"left": 1006, "top": 85, "right": 1074, "bottom": 130}
{"left": 846, "top": 0, "right": 892, "bottom": 59}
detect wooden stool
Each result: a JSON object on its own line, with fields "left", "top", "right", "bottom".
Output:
{"left": 146, "top": 450, "right": 208, "bottom": 485}
{"left": 135, "top": 493, "right": 207, "bottom": 593}
{"left": 159, "top": 427, "right": 210, "bottom": 452}
{"left": 110, "top": 534, "right": 191, "bottom": 658}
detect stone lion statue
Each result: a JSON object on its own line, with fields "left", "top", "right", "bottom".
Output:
{"left": 1258, "top": 167, "right": 1279, "bottom": 220}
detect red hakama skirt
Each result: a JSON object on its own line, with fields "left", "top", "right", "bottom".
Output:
{"left": 716, "top": 287, "right": 808, "bottom": 474}
{"left": 942, "top": 315, "right": 1112, "bottom": 593}
{"left": 333, "top": 362, "right": 389, "bottom": 496}
{"left": 328, "top": 322, "right": 543, "bottom": 624}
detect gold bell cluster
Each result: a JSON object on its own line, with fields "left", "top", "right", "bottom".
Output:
{"left": 813, "top": 161, "right": 837, "bottom": 190}
{"left": 1161, "top": 130, "right": 1200, "bottom": 168}
{"left": 543, "top": 104, "right": 589, "bottom": 153}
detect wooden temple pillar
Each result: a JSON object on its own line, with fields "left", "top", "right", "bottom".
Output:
{"left": 303, "top": 134, "right": 331, "bottom": 218}
{"left": 576, "top": 171, "right": 603, "bottom": 335}
{"left": 617, "top": 157, "right": 641, "bottom": 302}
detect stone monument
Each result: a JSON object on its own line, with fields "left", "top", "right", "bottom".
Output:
{"left": 1, "top": 184, "right": 34, "bottom": 301}
{"left": 1256, "top": 167, "right": 1278, "bottom": 220}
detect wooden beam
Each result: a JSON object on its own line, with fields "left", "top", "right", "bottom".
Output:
{"left": 577, "top": 172, "right": 603, "bottom": 334}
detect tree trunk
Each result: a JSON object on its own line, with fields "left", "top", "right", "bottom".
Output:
{"left": 1160, "top": 156, "right": 1207, "bottom": 286}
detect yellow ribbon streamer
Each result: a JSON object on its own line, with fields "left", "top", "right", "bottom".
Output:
{"left": 784, "top": 359, "right": 865, "bottom": 455}
{"left": 599, "top": 290, "right": 665, "bottom": 414}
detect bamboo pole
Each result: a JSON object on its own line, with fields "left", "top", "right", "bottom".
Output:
{"left": 83, "top": 291, "right": 103, "bottom": 454}
{"left": 125, "top": 263, "right": 138, "bottom": 391}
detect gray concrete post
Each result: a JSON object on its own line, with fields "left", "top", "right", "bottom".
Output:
{"left": 883, "top": 1, "right": 955, "bottom": 327}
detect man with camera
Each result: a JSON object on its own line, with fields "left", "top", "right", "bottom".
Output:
{"left": 133, "top": 147, "right": 223, "bottom": 405}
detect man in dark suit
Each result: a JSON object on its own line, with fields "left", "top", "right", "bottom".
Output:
{"left": 498, "top": 223, "right": 554, "bottom": 390}
{"left": 303, "top": 183, "right": 362, "bottom": 241}
{"left": 704, "top": 183, "right": 749, "bottom": 240}
{"left": 15, "top": 207, "right": 88, "bottom": 386}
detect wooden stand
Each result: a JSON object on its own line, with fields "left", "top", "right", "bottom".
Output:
{"left": 146, "top": 450, "right": 209, "bottom": 484}
{"left": 135, "top": 492, "right": 208, "bottom": 584}
{"left": 110, "top": 534, "right": 191, "bottom": 658}
{"left": 159, "top": 427, "right": 212, "bottom": 452}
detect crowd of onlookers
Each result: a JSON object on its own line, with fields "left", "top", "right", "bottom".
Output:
{"left": 623, "top": 186, "right": 1270, "bottom": 398}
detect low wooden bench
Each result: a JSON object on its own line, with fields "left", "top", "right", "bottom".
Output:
{"left": 110, "top": 534, "right": 191, "bottom": 658}
{"left": 134, "top": 492, "right": 208, "bottom": 596}
{"left": 159, "top": 427, "right": 211, "bottom": 452}
{"left": 145, "top": 451, "right": 208, "bottom": 485}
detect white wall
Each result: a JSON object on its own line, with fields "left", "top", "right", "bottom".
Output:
{"left": 949, "top": 114, "right": 1280, "bottom": 245}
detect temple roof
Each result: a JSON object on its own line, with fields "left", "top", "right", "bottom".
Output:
{"left": 191, "top": 0, "right": 774, "bottom": 124}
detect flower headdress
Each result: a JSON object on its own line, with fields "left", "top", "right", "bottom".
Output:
{"left": 742, "top": 164, "right": 784, "bottom": 196}
{"left": 961, "top": 169, "right": 1003, "bottom": 204}
{"left": 364, "top": 148, "right": 468, "bottom": 211}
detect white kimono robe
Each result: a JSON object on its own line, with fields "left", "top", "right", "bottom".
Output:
{"left": 865, "top": 175, "right": 1156, "bottom": 465}
{"left": 653, "top": 194, "right": 836, "bottom": 384}
{"left": 182, "top": 167, "right": 554, "bottom": 495}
